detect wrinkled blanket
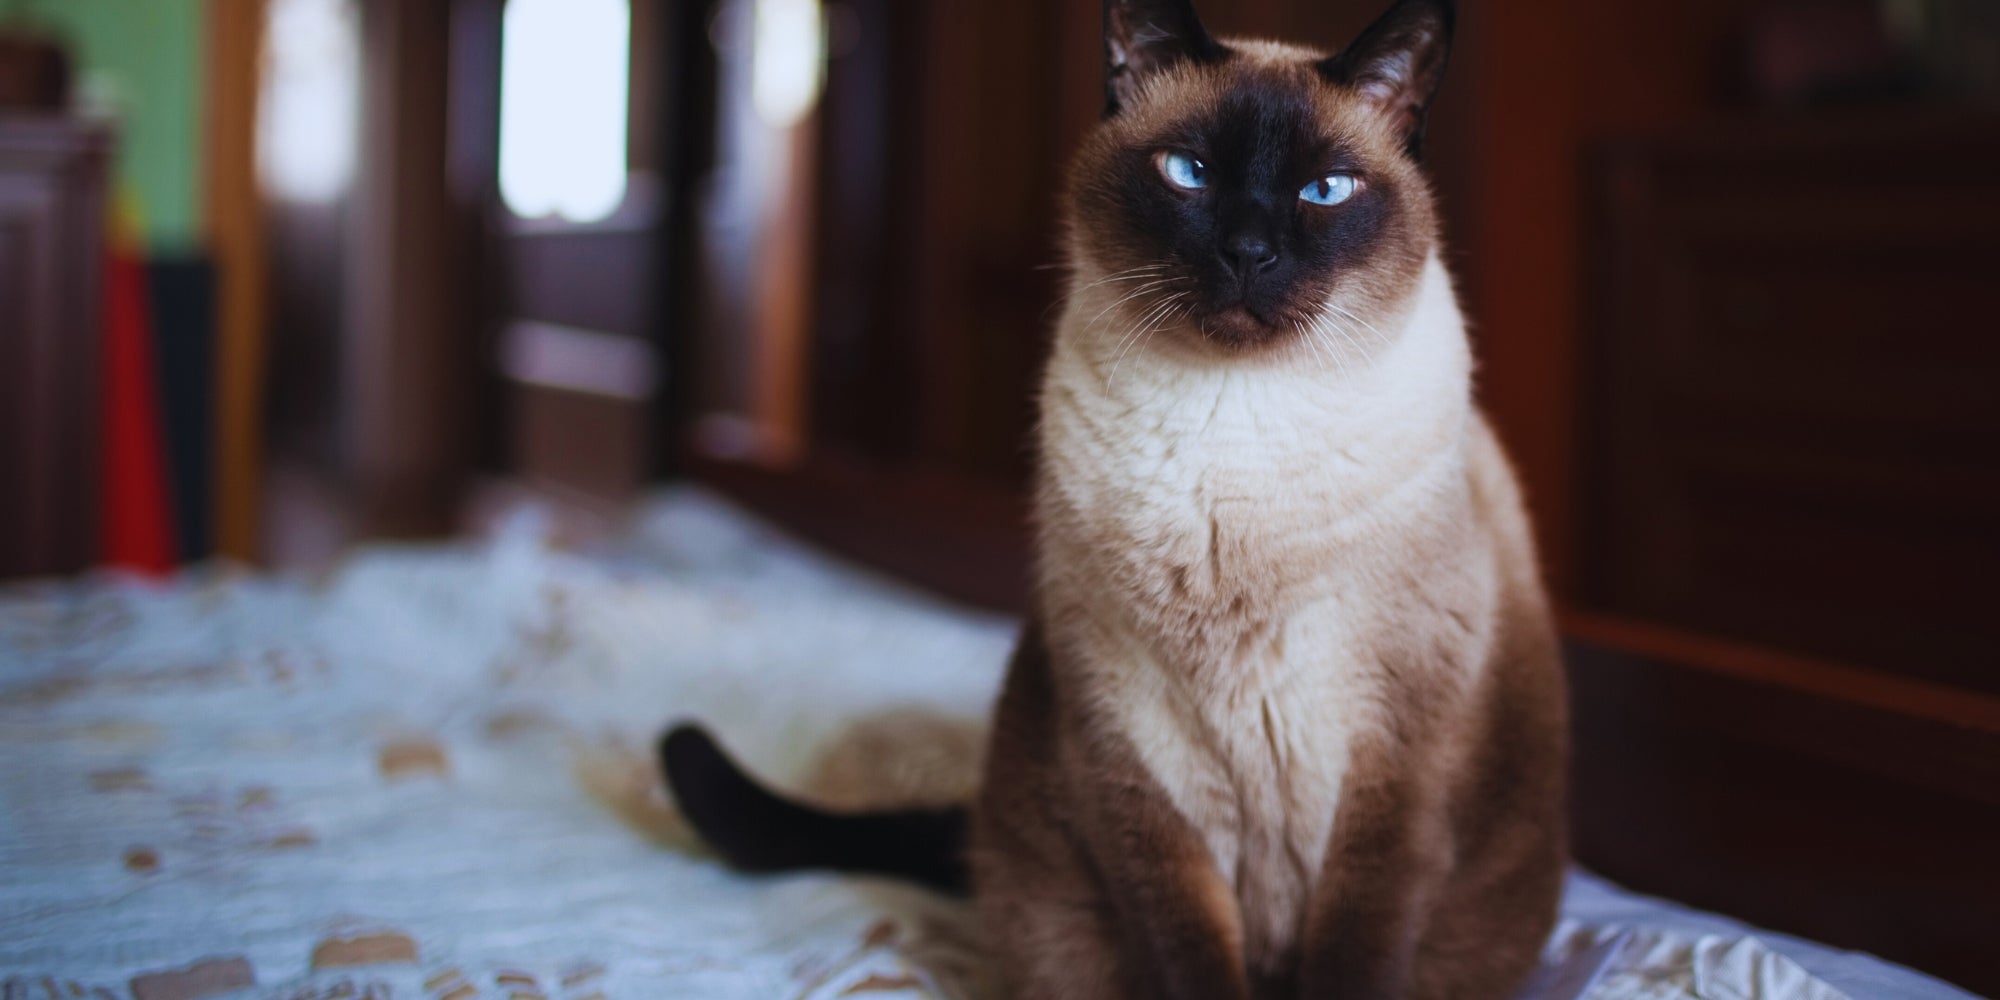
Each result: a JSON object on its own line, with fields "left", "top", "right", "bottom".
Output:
{"left": 0, "top": 489, "right": 1977, "bottom": 1000}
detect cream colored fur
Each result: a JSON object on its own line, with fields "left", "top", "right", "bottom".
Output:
{"left": 1034, "top": 250, "right": 1521, "bottom": 977}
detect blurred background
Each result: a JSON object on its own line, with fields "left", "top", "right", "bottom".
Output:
{"left": 1, "top": 0, "right": 1997, "bottom": 991}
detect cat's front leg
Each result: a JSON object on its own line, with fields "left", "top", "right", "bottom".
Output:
{"left": 1295, "top": 738, "right": 1443, "bottom": 1000}
{"left": 1068, "top": 738, "right": 1254, "bottom": 1000}
{"left": 977, "top": 627, "right": 1247, "bottom": 1000}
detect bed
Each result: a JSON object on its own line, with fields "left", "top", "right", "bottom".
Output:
{"left": 0, "top": 489, "right": 1980, "bottom": 1000}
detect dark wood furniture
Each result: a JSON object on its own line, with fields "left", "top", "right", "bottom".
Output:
{"left": 1581, "top": 113, "right": 2000, "bottom": 697}
{"left": 1569, "top": 113, "right": 2000, "bottom": 991}
{"left": 0, "top": 117, "right": 109, "bottom": 580}
{"left": 0, "top": 29, "right": 72, "bottom": 110}
{"left": 1565, "top": 618, "right": 2000, "bottom": 990}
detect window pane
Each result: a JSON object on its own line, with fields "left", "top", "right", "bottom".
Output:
{"left": 259, "top": 0, "right": 360, "bottom": 203}
{"left": 499, "top": 0, "right": 631, "bottom": 223}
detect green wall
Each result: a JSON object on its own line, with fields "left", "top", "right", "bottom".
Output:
{"left": 14, "top": 0, "right": 206, "bottom": 251}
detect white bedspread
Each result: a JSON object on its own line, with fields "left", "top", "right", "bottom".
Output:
{"left": 0, "top": 489, "right": 1977, "bottom": 1000}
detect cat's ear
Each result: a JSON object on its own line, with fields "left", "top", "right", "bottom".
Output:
{"left": 1317, "top": 0, "right": 1454, "bottom": 157}
{"left": 1104, "top": 0, "right": 1226, "bottom": 116}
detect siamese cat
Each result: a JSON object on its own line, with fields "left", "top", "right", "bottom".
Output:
{"left": 662, "top": 0, "right": 1569, "bottom": 996}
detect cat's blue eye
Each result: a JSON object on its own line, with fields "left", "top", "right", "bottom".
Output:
{"left": 1157, "top": 151, "right": 1208, "bottom": 191}
{"left": 1300, "top": 173, "right": 1359, "bottom": 206}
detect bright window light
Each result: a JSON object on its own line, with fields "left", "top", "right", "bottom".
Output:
{"left": 499, "top": 0, "right": 631, "bottom": 223}
{"left": 753, "top": 0, "right": 826, "bottom": 127}
{"left": 259, "top": 0, "right": 359, "bottom": 203}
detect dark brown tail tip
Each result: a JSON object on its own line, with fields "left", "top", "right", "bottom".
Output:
{"left": 658, "top": 722, "right": 970, "bottom": 894}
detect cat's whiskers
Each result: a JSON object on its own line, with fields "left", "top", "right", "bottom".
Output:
{"left": 1087, "top": 277, "right": 1184, "bottom": 331}
{"left": 1124, "top": 292, "right": 1188, "bottom": 377}
{"left": 1325, "top": 302, "right": 1387, "bottom": 343}
{"left": 1102, "top": 288, "right": 1176, "bottom": 376}
{"left": 1120, "top": 292, "right": 1184, "bottom": 361}
{"left": 1046, "top": 265, "right": 1173, "bottom": 322}
{"left": 1304, "top": 303, "right": 1369, "bottom": 366}
{"left": 1307, "top": 313, "right": 1355, "bottom": 382}
{"left": 1329, "top": 314, "right": 1369, "bottom": 359}
{"left": 1068, "top": 265, "right": 1172, "bottom": 305}
{"left": 1307, "top": 317, "right": 1340, "bottom": 379}
{"left": 1093, "top": 270, "right": 1192, "bottom": 382}
{"left": 1108, "top": 291, "right": 1190, "bottom": 389}
{"left": 1144, "top": 297, "right": 1195, "bottom": 367}
{"left": 1292, "top": 316, "right": 1332, "bottom": 373}
{"left": 1071, "top": 262, "right": 1169, "bottom": 290}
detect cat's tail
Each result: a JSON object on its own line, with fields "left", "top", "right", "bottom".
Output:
{"left": 658, "top": 724, "right": 970, "bottom": 894}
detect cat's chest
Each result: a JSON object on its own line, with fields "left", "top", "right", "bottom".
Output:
{"left": 1041, "top": 338, "right": 1476, "bottom": 967}
{"left": 1058, "top": 421, "right": 1474, "bottom": 969}
{"left": 1097, "top": 595, "right": 1375, "bottom": 972}
{"left": 1049, "top": 382, "right": 1369, "bottom": 603}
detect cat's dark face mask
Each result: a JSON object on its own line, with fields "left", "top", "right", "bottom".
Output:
{"left": 1068, "top": 0, "right": 1453, "bottom": 350}
{"left": 1121, "top": 83, "right": 1396, "bottom": 346}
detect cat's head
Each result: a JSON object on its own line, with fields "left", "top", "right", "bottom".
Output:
{"left": 1067, "top": 0, "right": 1452, "bottom": 353}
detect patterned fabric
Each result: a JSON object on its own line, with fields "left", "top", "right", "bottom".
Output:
{"left": 0, "top": 490, "right": 1970, "bottom": 1000}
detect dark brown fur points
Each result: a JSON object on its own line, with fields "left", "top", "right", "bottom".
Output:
{"left": 1068, "top": 55, "right": 1436, "bottom": 350}
{"left": 973, "top": 623, "right": 1255, "bottom": 1000}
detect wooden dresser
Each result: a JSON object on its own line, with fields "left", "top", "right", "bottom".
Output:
{"left": 0, "top": 117, "right": 109, "bottom": 579}
{"left": 1580, "top": 112, "right": 2000, "bottom": 697}
{"left": 1568, "top": 112, "right": 2000, "bottom": 990}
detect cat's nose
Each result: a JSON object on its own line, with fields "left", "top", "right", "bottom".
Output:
{"left": 1221, "top": 235, "right": 1279, "bottom": 278}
